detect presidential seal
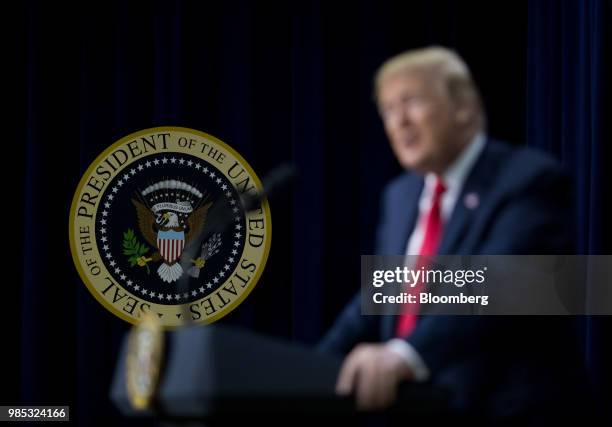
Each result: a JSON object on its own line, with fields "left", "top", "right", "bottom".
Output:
{"left": 69, "top": 127, "right": 271, "bottom": 327}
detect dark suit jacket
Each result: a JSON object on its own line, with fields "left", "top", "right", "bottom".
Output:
{"left": 319, "top": 140, "right": 589, "bottom": 422}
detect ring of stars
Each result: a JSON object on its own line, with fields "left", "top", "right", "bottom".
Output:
{"left": 97, "top": 155, "right": 246, "bottom": 303}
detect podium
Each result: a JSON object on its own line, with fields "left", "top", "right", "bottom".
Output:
{"left": 110, "top": 325, "right": 452, "bottom": 425}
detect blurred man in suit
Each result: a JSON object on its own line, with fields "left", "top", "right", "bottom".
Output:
{"left": 318, "top": 47, "right": 588, "bottom": 423}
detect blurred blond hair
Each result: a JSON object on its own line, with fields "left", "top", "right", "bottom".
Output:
{"left": 374, "top": 46, "right": 485, "bottom": 129}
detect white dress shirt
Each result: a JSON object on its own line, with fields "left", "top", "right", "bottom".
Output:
{"left": 386, "top": 132, "right": 486, "bottom": 381}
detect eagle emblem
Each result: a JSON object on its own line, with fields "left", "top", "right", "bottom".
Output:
{"left": 130, "top": 179, "right": 215, "bottom": 283}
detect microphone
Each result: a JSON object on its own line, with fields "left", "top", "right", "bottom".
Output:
{"left": 240, "top": 163, "right": 298, "bottom": 212}
{"left": 177, "top": 163, "right": 298, "bottom": 325}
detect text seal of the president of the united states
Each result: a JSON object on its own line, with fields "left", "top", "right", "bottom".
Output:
{"left": 69, "top": 127, "right": 271, "bottom": 328}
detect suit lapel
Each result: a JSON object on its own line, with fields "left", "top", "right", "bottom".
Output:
{"left": 384, "top": 175, "right": 424, "bottom": 254}
{"left": 438, "top": 141, "right": 494, "bottom": 255}
{"left": 380, "top": 175, "right": 423, "bottom": 340}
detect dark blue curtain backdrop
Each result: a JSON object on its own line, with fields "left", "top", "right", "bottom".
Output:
{"left": 527, "top": 0, "right": 612, "bottom": 419}
{"left": 10, "top": 0, "right": 611, "bottom": 425}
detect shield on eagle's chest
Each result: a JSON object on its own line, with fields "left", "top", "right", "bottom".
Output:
{"left": 156, "top": 230, "right": 185, "bottom": 264}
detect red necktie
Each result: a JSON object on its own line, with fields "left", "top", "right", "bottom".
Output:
{"left": 395, "top": 177, "right": 447, "bottom": 337}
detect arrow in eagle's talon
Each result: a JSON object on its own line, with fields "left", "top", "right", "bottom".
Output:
{"left": 191, "top": 258, "right": 205, "bottom": 269}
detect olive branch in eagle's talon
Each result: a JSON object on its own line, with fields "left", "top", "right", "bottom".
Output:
{"left": 123, "top": 228, "right": 152, "bottom": 274}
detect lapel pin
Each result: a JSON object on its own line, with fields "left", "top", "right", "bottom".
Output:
{"left": 464, "top": 192, "right": 479, "bottom": 209}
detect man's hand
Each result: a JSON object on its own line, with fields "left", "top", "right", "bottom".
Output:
{"left": 335, "top": 342, "right": 414, "bottom": 411}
